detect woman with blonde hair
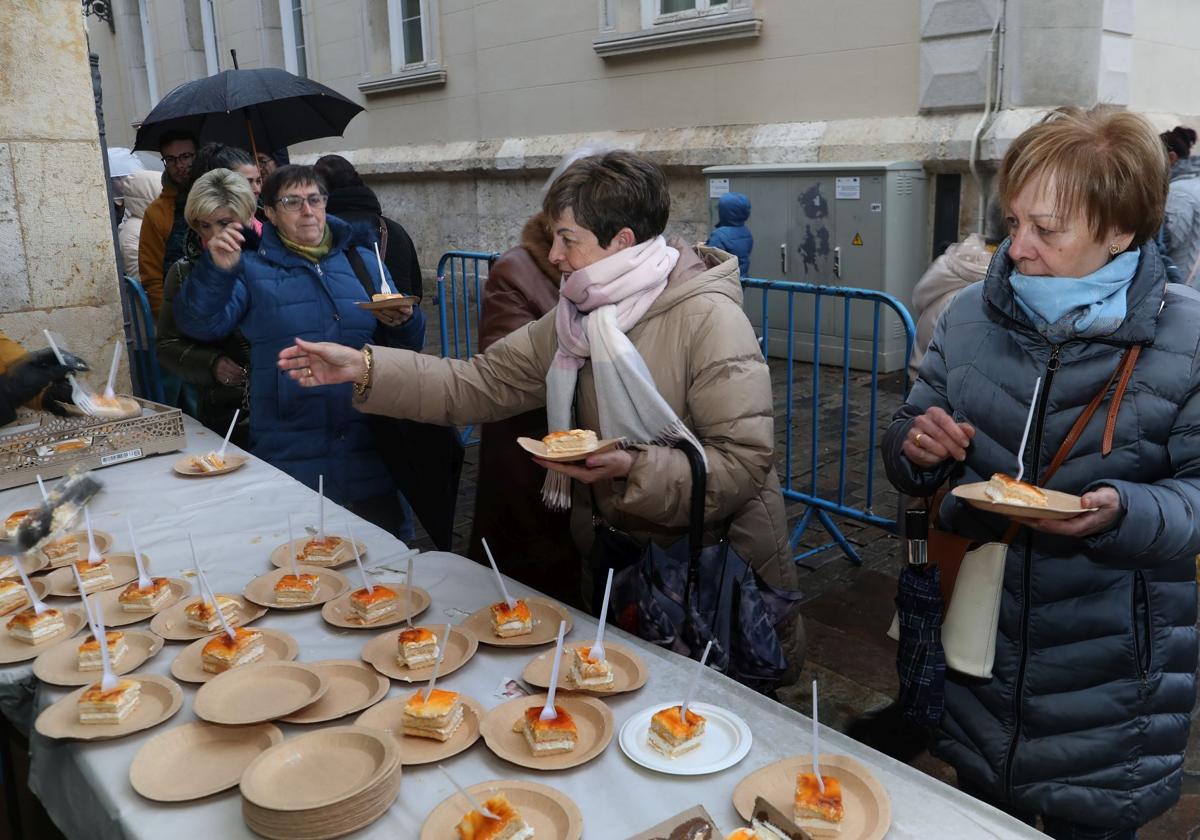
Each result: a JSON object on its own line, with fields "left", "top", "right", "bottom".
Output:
{"left": 157, "top": 168, "right": 257, "bottom": 445}
{"left": 883, "top": 107, "right": 1200, "bottom": 837}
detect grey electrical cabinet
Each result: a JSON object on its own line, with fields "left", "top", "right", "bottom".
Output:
{"left": 702, "top": 162, "right": 927, "bottom": 373}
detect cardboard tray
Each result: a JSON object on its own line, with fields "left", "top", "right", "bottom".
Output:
{"left": 0, "top": 400, "right": 185, "bottom": 490}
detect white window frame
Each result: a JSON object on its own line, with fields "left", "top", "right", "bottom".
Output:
{"left": 357, "top": 0, "right": 446, "bottom": 95}
{"left": 643, "top": 0, "right": 729, "bottom": 30}
{"left": 137, "top": 0, "right": 160, "bottom": 105}
{"left": 279, "top": 0, "right": 307, "bottom": 77}
{"left": 200, "top": 0, "right": 220, "bottom": 76}
{"left": 386, "top": 0, "right": 430, "bottom": 74}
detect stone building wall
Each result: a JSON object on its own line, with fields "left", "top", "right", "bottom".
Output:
{"left": 0, "top": 0, "right": 128, "bottom": 390}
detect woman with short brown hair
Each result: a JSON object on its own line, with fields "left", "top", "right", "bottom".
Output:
{"left": 883, "top": 106, "right": 1199, "bottom": 837}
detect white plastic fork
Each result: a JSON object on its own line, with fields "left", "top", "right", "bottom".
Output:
{"left": 43, "top": 330, "right": 98, "bottom": 415}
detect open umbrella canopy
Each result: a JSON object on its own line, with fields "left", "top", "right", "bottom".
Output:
{"left": 133, "top": 68, "right": 363, "bottom": 153}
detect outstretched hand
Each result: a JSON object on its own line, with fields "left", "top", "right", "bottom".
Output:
{"left": 277, "top": 337, "right": 365, "bottom": 387}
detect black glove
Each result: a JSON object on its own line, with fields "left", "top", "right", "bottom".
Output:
{"left": 41, "top": 379, "right": 76, "bottom": 416}
{"left": 0, "top": 348, "right": 89, "bottom": 411}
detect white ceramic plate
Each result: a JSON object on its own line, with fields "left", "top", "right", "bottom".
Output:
{"left": 618, "top": 701, "right": 752, "bottom": 776}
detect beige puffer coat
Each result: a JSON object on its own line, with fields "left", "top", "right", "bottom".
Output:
{"left": 117, "top": 170, "right": 162, "bottom": 282}
{"left": 361, "top": 242, "right": 801, "bottom": 620}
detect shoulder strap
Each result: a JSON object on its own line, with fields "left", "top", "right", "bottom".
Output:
{"left": 345, "top": 247, "right": 375, "bottom": 299}
{"left": 996, "top": 344, "right": 1140, "bottom": 542}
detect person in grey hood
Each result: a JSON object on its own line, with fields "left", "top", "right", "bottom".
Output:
{"left": 884, "top": 106, "right": 1200, "bottom": 838}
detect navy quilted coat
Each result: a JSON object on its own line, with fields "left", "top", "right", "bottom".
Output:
{"left": 883, "top": 239, "right": 1200, "bottom": 829}
{"left": 173, "top": 215, "right": 425, "bottom": 504}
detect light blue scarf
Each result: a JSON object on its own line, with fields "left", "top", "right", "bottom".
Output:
{"left": 1009, "top": 249, "right": 1140, "bottom": 343}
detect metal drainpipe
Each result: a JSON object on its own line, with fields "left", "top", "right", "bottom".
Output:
{"left": 968, "top": 0, "right": 1007, "bottom": 233}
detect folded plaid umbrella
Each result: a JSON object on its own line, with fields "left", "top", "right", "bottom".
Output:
{"left": 895, "top": 564, "right": 946, "bottom": 728}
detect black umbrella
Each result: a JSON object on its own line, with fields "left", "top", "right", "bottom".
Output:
{"left": 133, "top": 67, "right": 362, "bottom": 156}
{"left": 894, "top": 562, "right": 946, "bottom": 728}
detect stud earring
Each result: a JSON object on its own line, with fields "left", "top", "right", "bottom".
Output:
{"left": 1109, "top": 243, "right": 1121, "bottom": 255}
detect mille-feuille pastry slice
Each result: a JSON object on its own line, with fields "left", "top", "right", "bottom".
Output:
{"left": 78, "top": 630, "right": 128, "bottom": 671}
{"left": 489, "top": 599, "right": 532, "bottom": 638}
{"left": 73, "top": 558, "right": 114, "bottom": 593}
{"left": 189, "top": 452, "right": 226, "bottom": 473}
{"left": 42, "top": 536, "right": 81, "bottom": 563}
{"left": 201, "top": 627, "right": 265, "bottom": 674}
{"left": 77, "top": 678, "right": 140, "bottom": 724}
{"left": 542, "top": 429, "right": 599, "bottom": 457}
{"left": 401, "top": 688, "right": 464, "bottom": 741}
{"left": 3, "top": 509, "right": 32, "bottom": 539}
{"left": 396, "top": 626, "right": 438, "bottom": 668}
{"left": 0, "top": 579, "right": 29, "bottom": 616}
{"left": 0, "top": 555, "right": 18, "bottom": 579}
{"left": 568, "top": 645, "right": 614, "bottom": 689}
{"left": 117, "top": 577, "right": 172, "bottom": 612}
{"left": 300, "top": 536, "right": 346, "bottom": 565}
{"left": 647, "top": 704, "right": 706, "bottom": 758}
{"left": 185, "top": 595, "right": 240, "bottom": 631}
{"left": 517, "top": 705, "right": 578, "bottom": 756}
{"left": 794, "top": 773, "right": 845, "bottom": 836}
{"left": 350, "top": 585, "right": 398, "bottom": 623}
{"left": 454, "top": 792, "right": 534, "bottom": 840}
{"left": 7, "top": 607, "right": 66, "bottom": 644}
{"left": 273, "top": 572, "right": 320, "bottom": 605}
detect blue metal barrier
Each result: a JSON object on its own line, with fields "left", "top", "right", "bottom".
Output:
{"left": 741, "top": 277, "right": 916, "bottom": 565}
{"left": 434, "top": 251, "right": 500, "bottom": 445}
{"left": 120, "top": 275, "right": 165, "bottom": 404}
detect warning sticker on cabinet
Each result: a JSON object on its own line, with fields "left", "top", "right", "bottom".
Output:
{"left": 852, "top": 232, "right": 863, "bottom": 246}
{"left": 709, "top": 178, "right": 730, "bottom": 198}
{"left": 835, "top": 177, "right": 861, "bottom": 200}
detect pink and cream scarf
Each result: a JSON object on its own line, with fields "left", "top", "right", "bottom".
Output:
{"left": 543, "top": 235, "right": 706, "bottom": 510}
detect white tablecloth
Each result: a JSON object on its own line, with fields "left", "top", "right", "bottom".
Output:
{"left": 1, "top": 418, "right": 1042, "bottom": 839}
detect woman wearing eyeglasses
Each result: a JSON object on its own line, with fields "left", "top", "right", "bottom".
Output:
{"left": 172, "top": 164, "right": 425, "bottom": 535}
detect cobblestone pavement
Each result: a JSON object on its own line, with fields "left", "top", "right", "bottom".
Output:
{"left": 412, "top": 313, "right": 1198, "bottom": 839}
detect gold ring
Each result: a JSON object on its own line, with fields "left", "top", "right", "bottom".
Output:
{"left": 914, "top": 433, "right": 924, "bottom": 447}
{"left": 305, "top": 367, "right": 312, "bottom": 377}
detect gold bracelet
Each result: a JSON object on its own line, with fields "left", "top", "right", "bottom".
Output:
{"left": 353, "top": 345, "right": 374, "bottom": 398}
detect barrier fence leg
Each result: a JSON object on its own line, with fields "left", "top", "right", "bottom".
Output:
{"left": 790, "top": 505, "right": 864, "bottom": 566}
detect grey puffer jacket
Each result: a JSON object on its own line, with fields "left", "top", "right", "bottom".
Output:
{"left": 883, "top": 239, "right": 1200, "bottom": 830}
{"left": 1165, "top": 161, "right": 1200, "bottom": 285}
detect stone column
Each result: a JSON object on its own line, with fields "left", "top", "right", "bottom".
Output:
{"left": 0, "top": 0, "right": 129, "bottom": 389}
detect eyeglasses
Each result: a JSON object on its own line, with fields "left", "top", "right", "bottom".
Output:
{"left": 161, "top": 152, "right": 195, "bottom": 166}
{"left": 274, "top": 194, "right": 328, "bottom": 212}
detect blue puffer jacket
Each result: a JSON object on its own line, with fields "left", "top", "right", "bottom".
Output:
{"left": 883, "top": 239, "right": 1200, "bottom": 830}
{"left": 706, "top": 192, "right": 753, "bottom": 277}
{"left": 173, "top": 215, "right": 426, "bottom": 504}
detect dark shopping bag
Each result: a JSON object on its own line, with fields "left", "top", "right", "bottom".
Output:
{"left": 598, "top": 440, "right": 802, "bottom": 691}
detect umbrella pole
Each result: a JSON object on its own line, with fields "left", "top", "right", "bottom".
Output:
{"left": 244, "top": 114, "right": 261, "bottom": 165}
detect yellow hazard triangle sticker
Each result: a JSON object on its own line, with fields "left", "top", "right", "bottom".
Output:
{"left": 852, "top": 232, "right": 863, "bottom": 246}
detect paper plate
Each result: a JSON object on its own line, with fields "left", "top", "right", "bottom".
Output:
{"left": 171, "top": 628, "right": 299, "bottom": 684}
{"left": 360, "top": 624, "right": 478, "bottom": 682}
{"left": 130, "top": 720, "right": 283, "bottom": 802}
{"left": 733, "top": 753, "right": 892, "bottom": 840}
{"left": 0, "top": 607, "right": 87, "bottom": 664}
{"left": 420, "top": 779, "right": 583, "bottom": 840}
{"left": 34, "top": 673, "right": 183, "bottom": 741}
{"left": 280, "top": 659, "right": 390, "bottom": 724}
{"left": 33, "top": 628, "right": 163, "bottom": 687}
{"left": 523, "top": 640, "right": 648, "bottom": 695}
{"left": 42, "top": 553, "right": 151, "bottom": 596}
{"left": 92, "top": 577, "right": 190, "bottom": 628}
{"left": 0, "top": 552, "right": 48, "bottom": 579}
{"left": 951, "top": 482, "right": 1098, "bottom": 521}
{"left": 173, "top": 452, "right": 249, "bottom": 477}
{"left": 65, "top": 396, "right": 142, "bottom": 421}
{"left": 149, "top": 594, "right": 267, "bottom": 642}
{"left": 242, "top": 565, "right": 351, "bottom": 611}
{"left": 320, "top": 583, "right": 430, "bottom": 630}
{"left": 269, "top": 536, "right": 367, "bottom": 570}
{"left": 517, "top": 435, "right": 623, "bottom": 463}
{"left": 41, "top": 531, "right": 114, "bottom": 567}
{"left": 620, "top": 701, "right": 753, "bottom": 776}
{"left": 461, "top": 597, "right": 574, "bottom": 647}
{"left": 240, "top": 725, "right": 399, "bottom": 811}
{"left": 194, "top": 660, "right": 328, "bottom": 725}
{"left": 0, "top": 577, "right": 49, "bottom": 616}
{"left": 356, "top": 295, "right": 419, "bottom": 312}
{"left": 356, "top": 692, "right": 485, "bottom": 765}
{"left": 480, "top": 693, "right": 613, "bottom": 771}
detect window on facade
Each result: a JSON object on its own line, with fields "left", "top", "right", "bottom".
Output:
{"left": 279, "top": 0, "right": 308, "bottom": 77}
{"left": 658, "top": 0, "right": 727, "bottom": 16}
{"left": 389, "top": 0, "right": 427, "bottom": 71}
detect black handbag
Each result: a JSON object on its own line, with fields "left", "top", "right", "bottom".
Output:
{"left": 347, "top": 248, "right": 465, "bottom": 550}
{"left": 597, "top": 439, "right": 803, "bottom": 691}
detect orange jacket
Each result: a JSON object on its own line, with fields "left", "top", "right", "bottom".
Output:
{"left": 137, "top": 176, "right": 179, "bottom": 316}
{"left": 0, "top": 331, "right": 24, "bottom": 374}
